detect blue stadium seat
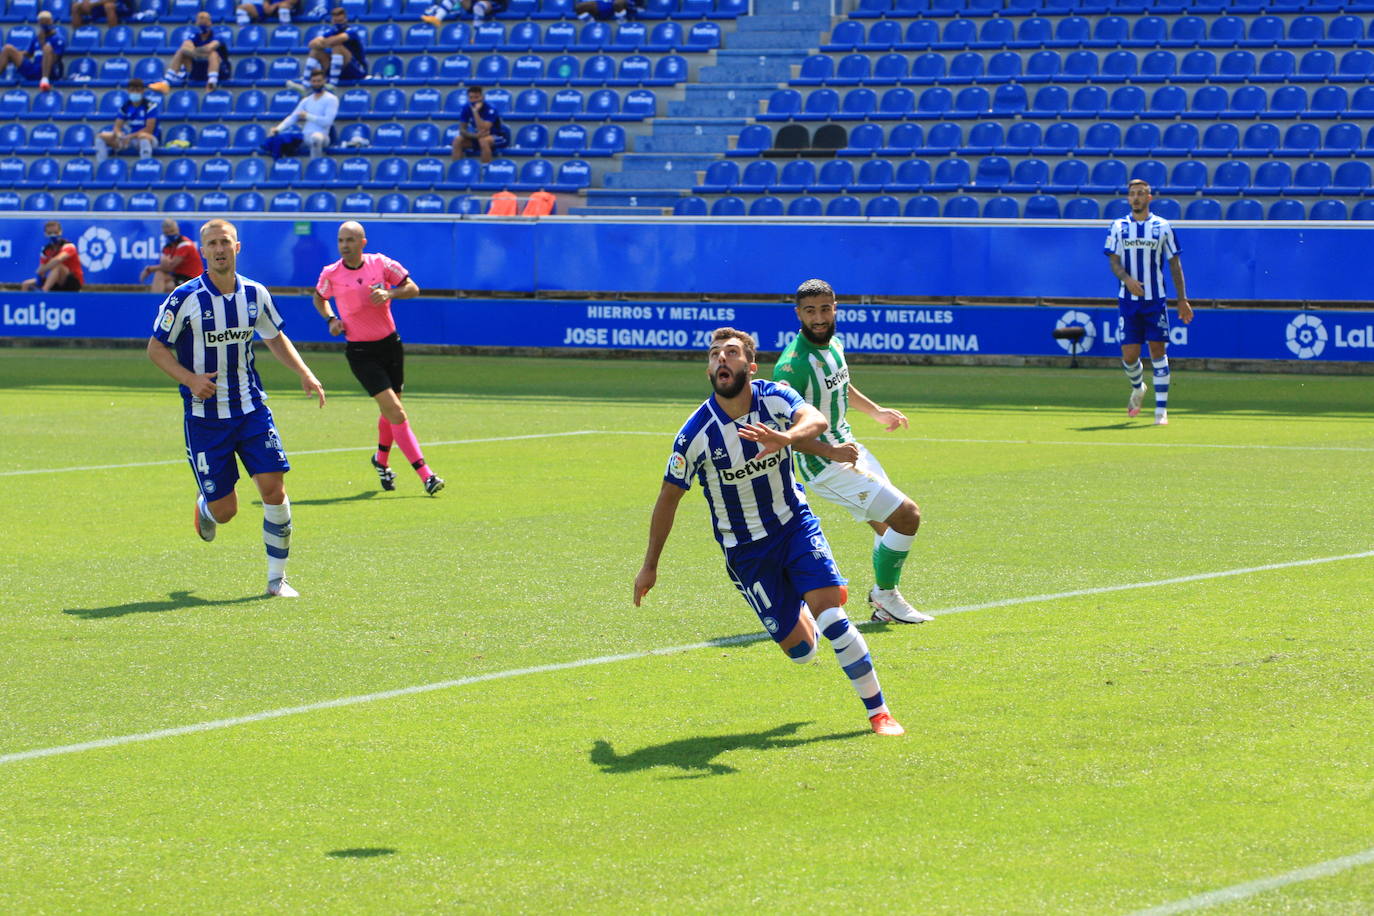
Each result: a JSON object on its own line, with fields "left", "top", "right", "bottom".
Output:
{"left": 303, "top": 190, "right": 338, "bottom": 213}
{"left": 269, "top": 191, "right": 302, "bottom": 213}
{"left": 1063, "top": 197, "right": 1100, "bottom": 220}
{"left": 553, "top": 159, "right": 591, "bottom": 191}
{"left": 25, "top": 156, "right": 58, "bottom": 184}
{"left": 591, "top": 124, "right": 625, "bottom": 154}
{"left": 552, "top": 124, "right": 586, "bottom": 152}
{"left": 377, "top": 192, "right": 409, "bottom": 214}
{"left": 673, "top": 196, "right": 707, "bottom": 216}
{"left": 1283, "top": 123, "right": 1320, "bottom": 154}
{"left": 814, "top": 159, "right": 854, "bottom": 192}
{"left": 1004, "top": 158, "right": 1048, "bottom": 193}
{"left": 1250, "top": 160, "right": 1291, "bottom": 194}
{"left": 1081, "top": 122, "right": 1120, "bottom": 154}
{"left": 1019, "top": 194, "right": 1056, "bottom": 219}
{"left": 710, "top": 196, "right": 746, "bottom": 216}
{"left": 127, "top": 158, "right": 162, "bottom": 188}
{"left": 1332, "top": 161, "right": 1371, "bottom": 195}
{"left": 410, "top": 193, "right": 443, "bottom": 215}
{"left": 439, "top": 54, "right": 473, "bottom": 82}
{"left": 698, "top": 160, "right": 739, "bottom": 191}
{"left": 342, "top": 190, "right": 375, "bottom": 212}
{"left": 774, "top": 159, "right": 817, "bottom": 192}
{"left": 1352, "top": 201, "right": 1374, "bottom": 221}
{"left": 55, "top": 158, "right": 93, "bottom": 190}
{"left": 1165, "top": 160, "right": 1208, "bottom": 195}
{"left": 1180, "top": 198, "right": 1220, "bottom": 220}
{"left": 1290, "top": 161, "right": 1331, "bottom": 195}
{"left": 882, "top": 122, "right": 923, "bottom": 154}
{"left": 1267, "top": 199, "right": 1304, "bottom": 221}
{"left": 898, "top": 195, "right": 934, "bottom": 217}
{"left": 373, "top": 156, "right": 408, "bottom": 186}
{"left": 300, "top": 157, "right": 338, "bottom": 188}
{"left": 91, "top": 159, "right": 126, "bottom": 189}
{"left": 1210, "top": 161, "right": 1252, "bottom": 194}
{"left": 1240, "top": 122, "right": 1279, "bottom": 153}
{"left": 823, "top": 195, "right": 859, "bottom": 217}
{"left": 977, "top": 195, "right": 1015, "bottom": 219}
{"left": 231, "top": 191, "right": 265, "bottom": 212}
{"left": 1199, "top": 122, "right": 1239, "bottom": 156}
{"left": 1120, "top": 122, "right": 1160, "bottom": 156}
{"left": 1309, "top": 200, "right": 1347, "bottom": 221}
{"left": 744, "top": 196, "right": 782, "bottom": 217}
{"left": 92, "top": 191, "right": 125, "bottom": 212}
{"left": 783, "top": 196, "right": 820, "bottom": 217}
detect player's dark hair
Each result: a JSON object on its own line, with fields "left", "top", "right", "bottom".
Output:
{"left": 794, "top": 278, "right": 835, "bottom": 305}
{"left": 1128, "top": 178, "right": 1151, "bottom": 193}
{"left": 467, "top": 86, "right": 484, "bottom": 95}
{"left": 710, "top": 327, "right": 757, "bottom": 363}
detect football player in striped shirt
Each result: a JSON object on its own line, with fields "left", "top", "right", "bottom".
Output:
{"left": 146, "top": 219, "right": 326, "bottom": 598}
{"left": 773, "top": 279, "right": 931, "bottom": 626}
{"left": 1106, "top": 179, "right": 1193, "bottom": 426}
{"left": 314, "top": 220, "right": 443, "bottom": 496}
{"left": 633, "top": 328, "right": 904, "bottom": 736}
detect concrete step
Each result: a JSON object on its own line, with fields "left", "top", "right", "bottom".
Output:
{"left": 754, "top": 0, "right": 832, "bottom": 14}
{"left": 567, "top": 205, "right": 671, "bottom": 216}
{"left": 634, "top": 134, "right": 733, "bottom": 153}
{"left": 668, "top": 98, "right": 766, "bottom": 117}
{"left": 733, "top": 13, "right": 832, "bottom": 30}
{"left": 602, "top": 169, "right": 701, "bottom": 189}
{"left": 617, "top": 152, "right": 722, "bottom": 170}
{"left": 583, "top": 189, "right": 686, "bottom": 207}
{"left": 725, "top": 31, "right": 829, "bottom": 49}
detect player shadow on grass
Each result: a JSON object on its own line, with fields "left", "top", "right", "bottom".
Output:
{"left": 63, "top": 590, "right": 267, "bottom": 620}
{"left": 1070, "top": 421, "right": 1152, "bottom": 431}
{"left": 590, "top": 721, "right": 868, "bottom": 779}
{"left": 250, "top": 491, "right": 383, "bottom": 508}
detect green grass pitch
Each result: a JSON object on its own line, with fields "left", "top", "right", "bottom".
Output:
{"left": 2, "top": 347, "right": 1372, "bottom": 913}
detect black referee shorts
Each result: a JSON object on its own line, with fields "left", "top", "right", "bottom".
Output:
{"left": 345, "top": 333, "right": 405, "bottom": 397}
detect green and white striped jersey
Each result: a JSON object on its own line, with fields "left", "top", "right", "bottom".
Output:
{"left": 772, "top": 333, "right": 854, "bottom": 482}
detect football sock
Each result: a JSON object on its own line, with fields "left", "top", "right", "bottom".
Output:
{"left": 1152, "top": 356, "right": 1170, "bottom": 412}
{"left": 872, "top": 528, "right": 915, "bottom": 591}
{"left": 816, "top": 607, "right": 888, "bottom": 718}
{"left": 235, "top": 7, "right": 249, "bottom": 22}
{"left": 328, "top": 52, "right": 343, "bottom": 83}
{"left": 1122, "top": 358, "right": 1145, "bottom": 390}
{"left": 263, "top": 497, "right": 292, "bottom": 581}
{"left": 390, "top": 420, "right": 431, "bottom": 479}
{"left": 376, "top": 415, "right": 394, "bottom": 466}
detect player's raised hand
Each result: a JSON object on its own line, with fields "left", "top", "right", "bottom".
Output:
{"left": 736, "top": 421, "right": 791, "bottom": 457}
{"left": 301, "top": 373, "right": 326, "bottom": 408}
{"left": 633, "top": 566, "right": 656, "bottom": 606}
{"left": 188, "top": 370, "right": 217, "bottom": 400}
{"left": 874, "top": 407, "right": 909, "bottom": 432}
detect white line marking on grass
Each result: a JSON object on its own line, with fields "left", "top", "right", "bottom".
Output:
{"left": 1127, "top": 846, "right": 1374, "bottom": 915}
{"left": 0, "top": 431, "right": 601, "bottom": 477}
{"left": 616, "top": 431, "right": 1374, "bottom": 453}
{"left": 3, "top": 549, "right": 1369, "bottom": 767}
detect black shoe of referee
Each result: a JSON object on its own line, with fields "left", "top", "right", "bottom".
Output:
{"left": 424, "top": 474, "right": 445, "bottom": 496}
{"left": 371, "top": 455, "right": 396, "bottom": 491}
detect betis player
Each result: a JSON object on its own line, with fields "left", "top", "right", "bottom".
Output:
{"left": 633, "top": 327, "right": 904, "bottom": 736}
{"left": 314, "top": 220, "right": 444, "bottom": 496}
{"left": 773, "top": 279, "right": 932, "bottom": 625}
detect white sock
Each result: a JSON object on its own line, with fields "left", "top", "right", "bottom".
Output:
{"left": 816, "top": 607, "right": 888, "bottom": 718}
{"left": 263, "top": 497, "right": 291, "bottom": 582}
{"left": 328, "top": 52, "right": 343, "bottom": 82}
{"left": 235, "top": 8, "right": 249, "bottom": 22}
{"left": 137, "top": 138, "right": 152, "bottom": 158}
{"left": 1152, "top": 356, "right": 1170, "bottom": 411}
{"left": 1122, "top": 358, "right": 1145, "bottom": 389}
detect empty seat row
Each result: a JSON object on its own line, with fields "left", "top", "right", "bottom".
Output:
{"left": 1, "top": 85, "right": 658, "bottom": 121}
{"left": 850, "top": 0, "right": 1374, "bottom": 19}
{"left": 765, "top": 81, "right": 1374, "bottom": 119}
{"left": 827, "top": 13, "right": 1374, "bottom": 50}
{"left": 695, "top": 155, "right": 1374, "bottom": 195}
{"left": 675, "top": 192, "right": 1365, "bottom": 220}
{"left": 0, "top": 187, "right": 562, "bottom": 214}
{"left": 795, "top": 48, "right": 1374, "bottom": 86}
{"left": 0, "top": 153, "right": 593, "bottom": 190}
{"left": 736, "top": 119, "right": 1374, "bottom": 158}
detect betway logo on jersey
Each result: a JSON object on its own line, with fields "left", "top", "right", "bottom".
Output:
{"left": 823, "top": 365, "right": 850, "bottom": 391}
{"left": 718, "top": 451, "right": 785, "bottom": 485}
{"left": 204, "top": 327, "right": 255, "bottom": 346}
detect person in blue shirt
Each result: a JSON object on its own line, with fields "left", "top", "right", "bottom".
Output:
{"left": 451, "top": 86, "right": 509, "bottom": 163}
{"left": 632, "top": 328, "right": 906, "bottom": 737}
{"left": 71, "top": 0, "right": 132, "bottom": 26}
{"left": 0, "top": 10, "right": 65, "bottom": 92}
{"left": 575, "top": 0, "right": 636, "bottom": 20}
{"left": 96, "top": 77, "right": 161, "bottom": 163}
{"left": 420, "top": 0, "right": 506, "bottom": 26}
{"left": 152, "top": 11, "right": 229, "bottom": 91}
{"left": 305, "top": 6, "right": 367, "bottom": 90}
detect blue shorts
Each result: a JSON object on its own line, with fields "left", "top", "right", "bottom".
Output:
{"left": 1118, "top": 297, "right": 1170, "bottom": 346}
{"left": 340, "top": 60, "right": 367, "bottom": 82}
{"left": 19, "top": 55, "right": 46, "bottom": 81}
{"left": 722, "top": 510, "right": 846, "bottom": 644}
{"left": 594, "top": 0, "right": 617, "bottom": 14}
{"left": 183, "top": 408, "right": 290, "bottom": 500}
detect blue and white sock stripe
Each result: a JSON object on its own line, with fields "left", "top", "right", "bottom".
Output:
{"left": 262, "top": 518, "right": 290, "bottom": 559}
{"left": 1152, "top": 356, "right": 1170, "bottom": 409}
{"left": 1122, "top": 359, "right": 1145, "bottom": 388}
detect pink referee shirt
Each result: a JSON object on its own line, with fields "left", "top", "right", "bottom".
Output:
{"left": 316, "top": 252, "right": 411, "bottom": 342}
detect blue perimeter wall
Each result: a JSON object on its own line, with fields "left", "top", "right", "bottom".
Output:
{"left": 1, "top": 217, "right": 1372, "bottom": 361}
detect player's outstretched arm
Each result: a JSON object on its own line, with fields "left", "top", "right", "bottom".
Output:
{"left": 634, "top": 481, "right": 686, "bottom": 606}
{"left": 849, "top": 383, "right": 909, "bottom": 432}
{"left": 1170, "top": 257, "right": 1192, "bottom": 324}
{"left": 262, "top": 332, "right": 326, "bottom": 408}
{"left": 790, "top": 437, "right": 860, "bottom": 465}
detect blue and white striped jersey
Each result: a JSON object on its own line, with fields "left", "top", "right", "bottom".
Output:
{"left": 1105, "top": 214, "right": 1181, "bottom": 301}
{"left": 150, "top": 273, "right": 284, "bottom": 419}
{"left": 663, "top": 379, "right": 811, "bottom": 549}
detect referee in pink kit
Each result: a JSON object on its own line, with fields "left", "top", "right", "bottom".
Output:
{"left": 313, "top": 220, "right": 445, "bottom": 495}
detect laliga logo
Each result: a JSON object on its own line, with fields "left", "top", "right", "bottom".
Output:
{"left": 1055, "top": 310, "right": 1096, "bottom": 354}
{"left": 1286, "top": 313, "right": 1327, "bottom": 359}
{"left": 77, "top": 226, "right": 116, "bottom": 273}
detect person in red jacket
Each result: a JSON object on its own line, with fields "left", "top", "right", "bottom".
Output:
{"left": 140, "top": 219, "right": 205, "bottom": 293}
{"left": 21, "top": 221, "right": 83, "bottom": 292}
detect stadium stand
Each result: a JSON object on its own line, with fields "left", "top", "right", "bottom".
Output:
{"left": 0, "top": 0, "right": 1370, "bottom": 217}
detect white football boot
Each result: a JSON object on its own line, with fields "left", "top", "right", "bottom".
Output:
{"left": 868, "top": 586, "right": 933, "bottom": 624}
{"left": 267, "top": 578, "right": 300, "bottom": 598}
{"left": 1127, "top": 385, "right": 1145, "bottom": 418}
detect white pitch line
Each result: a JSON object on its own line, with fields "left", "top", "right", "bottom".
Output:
{"left": 1126, "top": 846, "right": 1374, "bottom": 915}
{"left": 616, "top": 430, "right": 1374, "bottom": 453}
{"left": 0, "top": 430, "right": 601, "bottom": 478}
{"left": 3, "top": 548, "right": 1369, "bottom": 767}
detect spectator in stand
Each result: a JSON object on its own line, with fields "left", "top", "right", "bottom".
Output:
{"left": 71, "top": 0, "right": 132, "bottom": 26}
{"left": 150, "top": 11, "right": 229, "bottom": 93}
{"left": 575, "top": 0, "right": 637, "bottom": 20}
{"left": 300, "top": 6, "right": 367, "bottom": 91}
{"left": 96, "top": 77, "right": 161, "bottom": 163}
{"left": 451, "top": 85, "right": 509, "bottom": 164}
{"left": 0, "top": 10, "right": 66, "bottom": 92}
{"left": 140, "top": 220, "right": 205, "bottom": 293}
{"left": 236, "top": 0, "right": 299, "bottom": 24}
{"left": 264, "top": 69, "right": 338, "bottom": 159}
{"left": 421, "top": 0, "right": 506, "bottom": 26}
{"left": 21, "top": 222, "right": 84, "bottom": 293}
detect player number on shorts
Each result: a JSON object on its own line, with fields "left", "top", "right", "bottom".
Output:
{"left": 751, "top": 582, "right": 772, "bottom": 610}
{"left": 196, "top": 451, "right": 210, "bottom": 476}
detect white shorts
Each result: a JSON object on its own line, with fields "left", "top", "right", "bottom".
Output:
{"left": 805, "top": 442, "right": 907, "bottom": 524}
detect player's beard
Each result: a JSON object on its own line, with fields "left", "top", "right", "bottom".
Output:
{"left": 711, "top": 366, "right": 749, "bottom": 399}
{"left": 800, "top": 321, "right": 835, "bottom": 346}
